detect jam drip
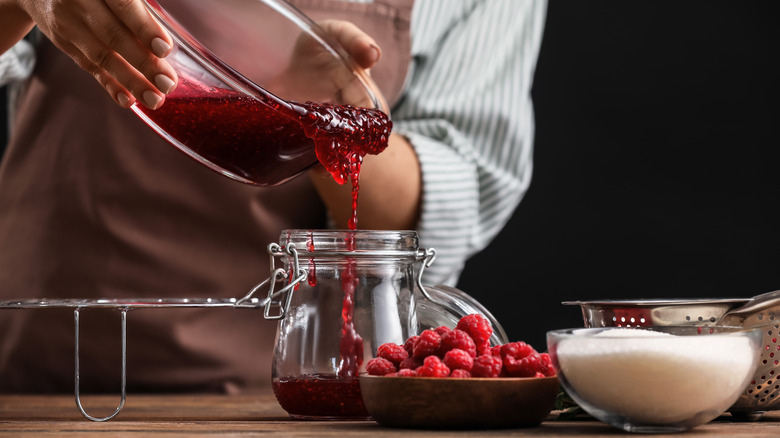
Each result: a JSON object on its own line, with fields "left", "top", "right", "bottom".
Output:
{"left": 338, "top": 255, "right": 362, "bottom": 378}
{"left": 294, "top": 102, "right": 391, "bottom": 230}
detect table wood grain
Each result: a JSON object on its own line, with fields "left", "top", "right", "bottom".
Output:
{"left": 0, "top": 393, "right": 777, "bottom": 437}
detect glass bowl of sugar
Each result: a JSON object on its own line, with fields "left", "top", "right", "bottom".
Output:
{"left": 547, "top": 326, "right": 763, "bottom": 433}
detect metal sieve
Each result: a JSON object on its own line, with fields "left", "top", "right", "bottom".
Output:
{"left": 564, "top": 290, "right": 780, "bottom": 421}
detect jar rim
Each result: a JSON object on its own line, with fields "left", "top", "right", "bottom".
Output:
{"left": 280, "top": 229, "right": 420, "bottom": 256}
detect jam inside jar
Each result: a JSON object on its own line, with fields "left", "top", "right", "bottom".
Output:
{"left": 252, "top": 229, "right": 509, "bottom": 420}
{"left": 265, "top": 230, "right": 423, "bottom": 420}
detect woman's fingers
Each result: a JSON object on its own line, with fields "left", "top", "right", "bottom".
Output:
{"left": 318, "top": 20, "right": 381, "bottom": 69}
{"left": 316, "top": 20, "right": 386, "bottom": 110}
{"left": 105, "top": 0, "right": 173, "bottom": 58}
{"left": 82, "top": 0, "right": 177, "bottom": 107}
{"left": 18, "top": 0, "right": 176, "bottom": 109}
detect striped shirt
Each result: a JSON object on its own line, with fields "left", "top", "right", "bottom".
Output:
{"left": 396, "top": 0, "right": 546, "bottom": 284}
{"left": 0, "top": 0, "right": 547, "bottom": 286}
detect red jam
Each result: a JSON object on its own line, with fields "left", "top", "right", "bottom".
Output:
{"left": 272, "top": 374, "right": 369, "bottom": 419}
{"left": 338, "top": 255, "right": 362, "bottom": 378}
{"left": 137, "top": 76, "right": 391, "bottom": 231}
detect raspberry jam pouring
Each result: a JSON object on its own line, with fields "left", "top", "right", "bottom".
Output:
{"left": 140, "top": 74, "right": 393, "bottom": 421}
{"left": 338, "top": 253, "right": 362, "bottom": 379}
{"left": 139, "top": 71, "right": 393, "bottom": 419}
{"left": 135, "top": 75, "right": 391, "bottom": 197}
{"left": 295, "top": 102, "right": 390, "bottom": 230}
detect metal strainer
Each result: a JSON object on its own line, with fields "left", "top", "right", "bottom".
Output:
{"left": 564, "top": 290, "right": 780, "bottom": 421}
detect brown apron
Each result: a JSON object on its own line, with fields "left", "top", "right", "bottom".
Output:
{"left": 0, "top": 0, "right": 412, "bottom": 394}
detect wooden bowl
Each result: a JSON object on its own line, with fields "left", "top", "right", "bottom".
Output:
{"left": 359, "top": 375, "right": 560, "bottom": 429}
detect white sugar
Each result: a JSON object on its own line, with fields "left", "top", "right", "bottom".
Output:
{"left": 557, "top": 329, "right": 756, "bottom": 424}
{"left": 593, "top": 327, "right": 673, "bottom": 337}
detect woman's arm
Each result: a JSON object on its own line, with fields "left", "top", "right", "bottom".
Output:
{"left": 381, "top": 0, "right": 548, "bottom": 285}
{"left": 0, "top": 1, "right": 33, "bottom": 54}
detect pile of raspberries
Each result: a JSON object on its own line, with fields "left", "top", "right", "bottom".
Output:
{"left": 366, "top": 314, "right": 556, "bottom": 378}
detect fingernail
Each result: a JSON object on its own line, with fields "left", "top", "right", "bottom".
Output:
{"left": 143, "top": 90, "right": 163, "bottom": 109}
{"left": 151, "top": 37, "right": 171, "bottom": 58}
{"left": 154, "top": 74, "right": 176, "bottom": 94}
{"left": 369, "top": 44, "right": 381, "bottom": 63}
{"left": 117, "top": 92, "right": 131, "bottom": 107}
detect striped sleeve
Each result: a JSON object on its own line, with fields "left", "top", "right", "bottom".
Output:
{"left": 392, "top": 0, "right": 547, "bottom": 285}
{"left": 0, "top": 39, "right": 35, "bottom": 87}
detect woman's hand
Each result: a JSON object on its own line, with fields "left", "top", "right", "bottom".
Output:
{"left": 12, "top": 0, "right": 178, "bottom": 109}
{"left": 271, "top": 19, "right": 387, "bottom": 111}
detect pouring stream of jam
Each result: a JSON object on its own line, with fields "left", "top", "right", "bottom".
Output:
{"left": 138, "top": 75, "right": 388, "bottom": 418}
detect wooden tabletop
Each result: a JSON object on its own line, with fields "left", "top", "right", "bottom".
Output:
{"left": 0, "top": 393, "right": 777, "bottom": 437}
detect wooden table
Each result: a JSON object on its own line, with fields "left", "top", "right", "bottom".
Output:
{"left": 0, "top": 393, "right": 777, "bottom": 437}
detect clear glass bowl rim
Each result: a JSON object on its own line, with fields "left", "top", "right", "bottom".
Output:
{"left": 547, "top": 325, "right": 765, "bottom": 340}
{"left": 142, "top": 0, "right": 385, "bottom": 112}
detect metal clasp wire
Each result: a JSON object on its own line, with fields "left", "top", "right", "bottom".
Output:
{"left": 74, "top": 307, "right": 127, "bottom": 422}
{"left": 235, "top": 243, "right": 307, "bottom": 319}
{"left": 416, "top": 248, "right": 441, "bottom": 303}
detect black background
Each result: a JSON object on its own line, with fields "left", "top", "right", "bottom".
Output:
{"left": 2, "top": 1, "right": 779, "bottom": 351}
{"left": 457, "top": 0, "right": 780, "bottom": 350}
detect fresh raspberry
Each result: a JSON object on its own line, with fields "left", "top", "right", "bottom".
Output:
{"left": 395, "top": 368, "right": 417, "bottom": 377}
{"left": 490, "top": 345, "right": 502, "bottom": 357}
{"left": 471, "top": 354, "right": 503, "bottom": 377}
{"left": 534, "top": 371, "right": 545, "bottom": 378}
{"left": 505, "top": 352, "right": 545, "bottom": 377}
{"left": 366, "top": 357, "right": 396, "bottom": 376}
{"left": 434, "top": 326, "right": 451, "bottom": 336}
{"left": 500, "top": 342, "right": 536, "bottom": 365}
{"left": 440, "top": 329, "right": 477, "bottom": 358}
{"left": 403, "top": 335, "right": 420, "bottom": 356}
{"left": 537, "top": 352, "right": 556, "bottom": 377}
{"left": 413, "top": 329, "right": 442, "bottom": 358}
{"left": 450, "top": 369, "right": 472, "bottom": 378}
{"left": 377, "top": 342, "right": 409, "bottom": 366}
{"left": 456, "top": 314, "right": 493, "bottom": 348}
{"left": 476, "top": 340, "right": 492, "bottom": 356}
{"left": 443, "top": 348, "right": 474, "bottom": 371}
{"left": 500, "top": 341, "right": 537, "bottom": 376}
{"left": 416, "top": 355, "right": 450, "bottom": 378}
{"left": 398, "top": 356, "right": 423, "bottom": 370}
{"left": 501, "top": 341, "right": 536, "bottom": 358}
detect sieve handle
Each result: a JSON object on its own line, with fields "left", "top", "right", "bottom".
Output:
{"left": 719, "top": 289, "right": 780, "bottom": 326}
{"left": 74, "top": 308, "right": 127, "bottom": 422}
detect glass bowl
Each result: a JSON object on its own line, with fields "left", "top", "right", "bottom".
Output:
{"left": 135, "top": 0, "right": 385, "bottom": 186}
{"left": 547, "top": 326, "right": 763, "bottom": 433}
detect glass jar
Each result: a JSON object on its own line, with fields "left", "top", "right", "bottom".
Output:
{"left": 244, "top": 229, "right": 508, "bottom": 420}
